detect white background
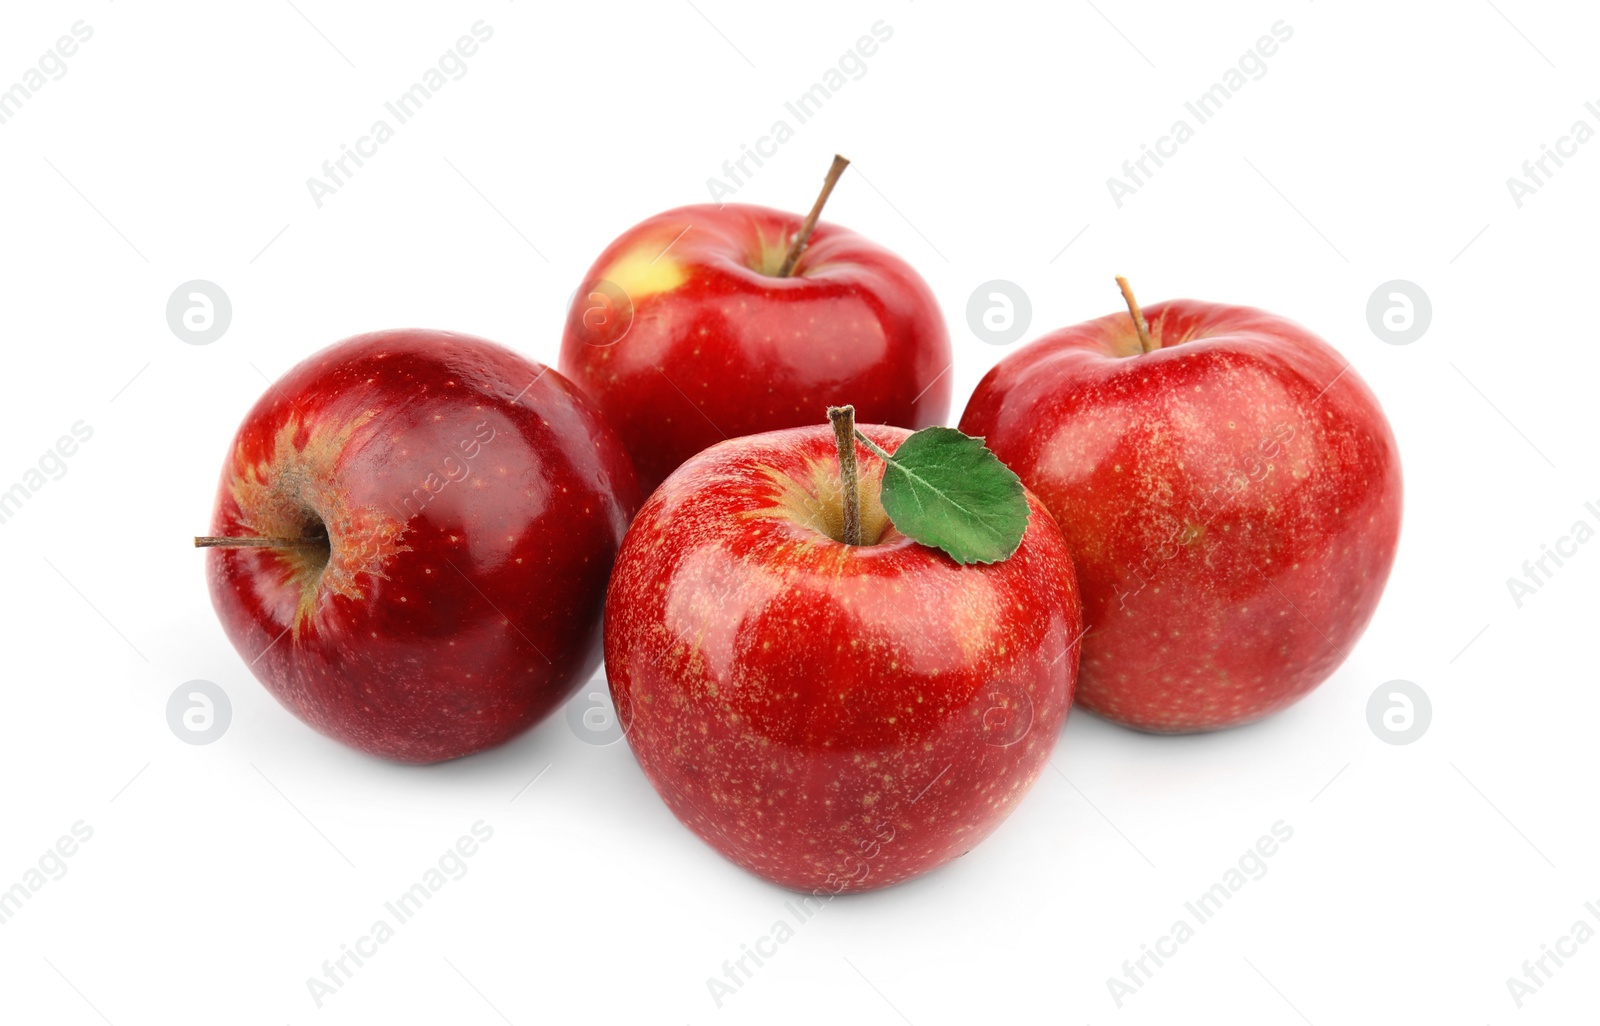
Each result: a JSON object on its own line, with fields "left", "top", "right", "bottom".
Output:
{"left": 1, "top": 1, "right": 1596, "bottom": 1022}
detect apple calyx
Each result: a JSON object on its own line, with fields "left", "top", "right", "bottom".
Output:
{"left": 197, "top": 412, "right": 411, "bottom": 635}
{"left": 822, "top": 408, "right": 1030, "bottom": 565}
{"left": 776, "top": 154, "right": 850, "bottom": 277}
{"left": 1116, "top": 275, "right": 1160, "bottom": 354}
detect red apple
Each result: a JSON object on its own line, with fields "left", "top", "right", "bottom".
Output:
{"left": 200, "top": 329, "right": 639, "bottom": 763}
{"left": 603, "top": 423, "right": 1082, "bottom": 892}
{"left": 960, "top": 288, "right": 1402, "bottom": 732}
{"left": 558, "top": 167, "right": 950, "bottom": 495}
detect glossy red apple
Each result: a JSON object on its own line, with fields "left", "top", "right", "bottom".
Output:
{"left": 558, "top": 160, "right": 950, "bottom": 494}
{"left": 960, "top": 287, "right": 1402, "bottom": 732}
{"left": 603, "top": 423, "right": 1082, "bottom": 892}
{"left": 199, "top": 329, "right": 639, "bottom": 763}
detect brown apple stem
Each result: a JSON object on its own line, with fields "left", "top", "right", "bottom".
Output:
{"left": 193, "top": 536, "right": 323, "bottom": 549}
{"left": 1116, "top": 275, "right": 1158, "bottom": 354}
{"left": 827, "top": 405, "right": 863, "bottom": 546}
{"left": 777, "top": 154, "right": 850, "bottom": 277}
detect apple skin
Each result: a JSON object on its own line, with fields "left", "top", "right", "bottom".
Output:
{"left": 558, "top": 203, "right": 951, "bottom": 494}
{"left": 603, "top": 424, "right": 1082, "bottom": 892}
{"left": 204, "top": 329, "right": 639, "bottom": 763}
{"left": 960, "top": 299, "right": 1402, "bottom": 732}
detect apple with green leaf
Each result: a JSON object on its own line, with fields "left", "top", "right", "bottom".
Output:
{"left": 603, "top": 406, "right": 1082, "bottom": 892}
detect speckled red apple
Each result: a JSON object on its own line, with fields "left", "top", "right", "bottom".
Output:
{"left": 557, "top": 158, "right": 950, "bottom": 494}
{"left": 960, "top": 287, "right": 1402, "bottom": 732}
{"left": 200, "top": 329, "right": 639, "bottom": 763}
{"left": 603, "top": 423, "right": 1082, "bottom": 892}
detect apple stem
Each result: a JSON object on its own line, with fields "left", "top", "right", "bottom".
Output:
{"left": 777, "top": 154, "right": 850, "bottom": 277}
{"left": 194, "top": 536, "right": 323, "bottom": 549}
{"left": 1116, "top": 275, "right": 1159, "bottom": 354}
{"left": 827, "top": 405, "right": 863, "bottom": 546}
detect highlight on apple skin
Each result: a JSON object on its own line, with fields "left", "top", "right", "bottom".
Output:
{"left": 961, "top": 294, "right": 1402, "bottom": 733}
{"left": 200, "top": 329, "right": 640, "bottom": 764}
{"left": 558, "top": 202, "right": 952, "bottom": 494}
{"left": 602, "top": 423, "right": 1083, "bottom": 892}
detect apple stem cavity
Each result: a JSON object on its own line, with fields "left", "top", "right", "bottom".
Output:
{"left": 194, "top": 535, "right": 325, "bottom": 549}
{"left": 777, "top": 154, "right": 850, "bottom": 278}
{"left": 1116, "top": 275, "right": 1159, "bottom": 354}
{"left": 827, "top": 405, "right": 864, "bottom": 546}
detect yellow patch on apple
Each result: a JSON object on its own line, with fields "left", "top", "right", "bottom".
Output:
{"left": 601, "top": 240, "right": 690, "bottom": 303}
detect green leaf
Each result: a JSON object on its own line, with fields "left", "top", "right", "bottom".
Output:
{"left": 867, "top": 426, "right": 1030, "bottom": 565}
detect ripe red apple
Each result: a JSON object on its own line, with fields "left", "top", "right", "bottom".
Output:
{"left": 199, "top": 329, "right": 639, "bottom": 763}
{"left": 558, "top": 158, "right": 950, "bottom": 494}
{"left": 603, "top": 422, "right": 1082, "bottom": 892}
{"left": 960, "top": 286, "right": 1402, "bottom": 732}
